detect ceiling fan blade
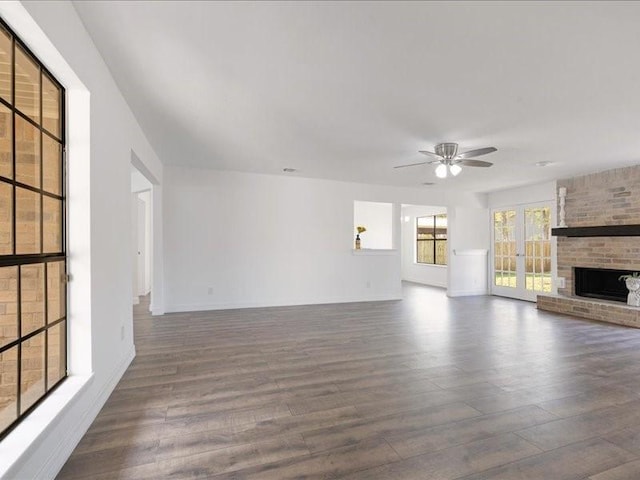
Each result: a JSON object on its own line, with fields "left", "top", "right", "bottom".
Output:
{"left": 418, "top": 150, "right": 442, "bottom": 159}
{"left": 456, "top": 147, "right": 497, "bottom": 159}
{"left": 458, "top": 159, "right": 493, "bottom": 167}
{"left": 393, "top": 161, "right": 429, "bottom": 169}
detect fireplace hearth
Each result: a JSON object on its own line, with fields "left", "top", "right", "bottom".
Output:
{"left": 574, "top": 267, "right": 635, "bottom": 303}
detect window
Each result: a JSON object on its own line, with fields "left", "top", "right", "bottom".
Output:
{"left": 0, "top": 19, "right": 66, "bottom": 439}
{"left": 416, "top": 214, "right": 447, "bottom": 265}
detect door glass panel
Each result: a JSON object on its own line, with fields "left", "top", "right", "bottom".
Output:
{"left": 42, "top": 135, "right": 61, "bottom": 195}
{"left": 0, "top": 104, "right": 12, "bottom": 179}
{"left": 14, "top": 45, "right": 39, "bottom": 124}
{"left": 47, "top": 320, "right": 65, "bottom": 388}
{"left": 494, "top": 210, "right": 516, "bottom": 288}
{"left": 15, "top": 115, "right": 40, "bottom": 188}
{"left": 0, "top": 181, "right": 11, "bottom": 255}
{"left": 15, "top": 187, "right": 40, "bottom": 254}
{"left": 43, "top": 196, "right": 62, "bottom": 253}
{"left": 47, "top": 261, "right": 65, "bottom": 323}
{"left": 20, "top": 332, "right": 44, "bottom": 413}
{"left": 0, "top": 266, "right": 17, "bottom": 348}
{"left": 525, "top": 207, "right": 551, "bottom": 292}
{"left": 0, "top": 27, "right": 11, "bottom": 104}
{"left": 0, "top": 346, "right": 17, "bottom": 431}
{"left": 20, "top": 263, "right": 44, "bottom": 336}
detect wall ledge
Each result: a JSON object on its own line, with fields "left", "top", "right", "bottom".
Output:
{"left": 453, "top": 249, "right": 488, "bottom": 256}
{"left": 351, "top": 249, "right": 398, "bottom": 256}
{"left": 2, "top": 346, "right": 135, "bottom": 479}
{"left": 0, "top": 375, "right": 94, "bottom": 479}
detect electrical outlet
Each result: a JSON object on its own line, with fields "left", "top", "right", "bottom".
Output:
{"left": 557, "top": 277, "right": 566, "bottom": 288}
{"left": 120, "top": 325, "right": 125, "bottom": 340}
{"left": 366, "top": 281, "right": 371, "bottom": 288}
{"left": 207, "top": 287, "right": 213, "bottom": 295}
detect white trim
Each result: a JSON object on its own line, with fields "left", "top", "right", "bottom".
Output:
{"left": 453, "top": 249, "right": 488, "bottom": 256}
{"left": 165, "top": 294, "right": 402, "bottom": 313}
{"left": 352, "top": 249, "right": 398, "bottom": 256}
{"left": 448, "top": 288, "right": 489, "bottom": 297}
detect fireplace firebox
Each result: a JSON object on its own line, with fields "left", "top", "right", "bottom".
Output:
{"left": 574, "top": 267, "right": 634, "bottom": 303}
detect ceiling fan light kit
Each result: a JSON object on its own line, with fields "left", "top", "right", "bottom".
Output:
{"left": 435, "top": 162, "right": 461, "bottom": 178}
{"left": 394, "top": 142, "right": 497, "bottom": 179}
{"left": 449, "top": 164, "right": 462, "bottom": 176}
{"left": 435, "top": 163, "right": 448, "bottom": 178}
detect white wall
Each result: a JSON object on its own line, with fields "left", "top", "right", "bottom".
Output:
{"left": 0, "top": 2, "right": 164, "bottom": 478}
{"left": 131, "top": 193, "right": 139, "bottom": 304}
{"left": 400, "top": 204, "right": 447, "bottom": 287}
{"left": 163, "top": 167, "right": 488, "bottom": 312}
{"left": 139, "top": 190, "right": 152, "bottom": 295}
{"left": 487, "top": 181, "right": 556, "bottom": 208}
{"left": 353, "top": 201, "right": 393, "bottom": 249}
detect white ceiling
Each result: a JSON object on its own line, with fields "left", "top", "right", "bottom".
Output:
{"left": 73, "top": 1, "right": 640, "bottom": 193}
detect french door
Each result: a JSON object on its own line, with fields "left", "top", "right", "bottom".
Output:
{"left": 491, "top": 203, "right": 554, "bottom": 302}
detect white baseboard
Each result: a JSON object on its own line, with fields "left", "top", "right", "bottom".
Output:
{"left": 6, "top": 346, "right": 136, "bottom": 480}
{"left": 165, "top": 293, "right": 402, "bottom": 313}
{"left": 402, "top": 278, "right": 447, "bottom": 288}
{"left": 447, "top": 289, "right": 489, "bottom": 297}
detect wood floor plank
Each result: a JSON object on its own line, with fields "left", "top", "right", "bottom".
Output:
{"left": 302, "top": 401, "right": 480, "bottom": 453}
{"left": 341, "top": 433, "right": 542, "bottom": 480}
{"left": 536, "top": 386, "right": 640, "bottom": 418}
{"left": 156, "top": 434, "right": 310, "bottom": 478}
{"left": 589, "top": 460, "right": 640, "bottom": 480}
{"left": 157, "top": 405, "right": 361, "bottom": 458}
{"left": 56, "top": 440, "right": 159, "bottom": 480}
{"left": 386, "top": 405, "right": 556, "bottom": 459}
{"left": 457, "top": 438, "right": 637, "bottom": 480}
{"left": 516, "top": 400, "right": 640, "bottom": 451}
{"left": 210, "top": 437, "right": 401, "bottom": 480}
{"left": 603, "top": 426, "right": 640, "bottom": 455}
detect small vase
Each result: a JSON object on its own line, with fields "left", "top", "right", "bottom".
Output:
{"left": 355, "top": 234, "right": 361, "bottom": 250}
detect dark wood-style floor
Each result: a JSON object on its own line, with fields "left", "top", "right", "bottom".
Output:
{"left": 56, "top": 283, "right": 640, "bottom": 479}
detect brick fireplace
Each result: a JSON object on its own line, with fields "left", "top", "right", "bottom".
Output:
{"left": 537, "top": 165, "right": 640, "bottom": 328}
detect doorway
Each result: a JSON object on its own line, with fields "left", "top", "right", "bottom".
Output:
{"left": 491, "top": 202, "right": 554, "bottom": 302}
{"left": 130, "top": 165, "right": 153, "bottom": 309}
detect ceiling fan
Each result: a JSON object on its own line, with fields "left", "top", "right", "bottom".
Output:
{"left": 394, "top": 143, "right": 497, "bottom": 178}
